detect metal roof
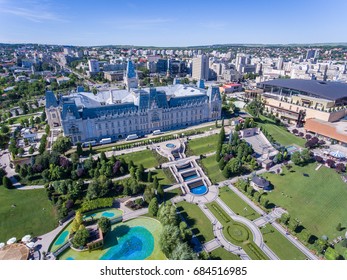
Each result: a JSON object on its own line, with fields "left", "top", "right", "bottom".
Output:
{"left": 259, "top": 79, "right": 347, "bottom": 101}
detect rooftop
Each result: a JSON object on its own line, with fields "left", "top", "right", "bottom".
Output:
{"left": 259, "top": 79, "right": 347, "bottom": 101}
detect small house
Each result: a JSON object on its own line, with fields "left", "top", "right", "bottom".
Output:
{"left": 250, "top": 175, "right": 271, "bottom": 191}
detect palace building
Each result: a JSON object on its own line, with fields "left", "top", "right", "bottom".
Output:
{"left": 45, "top": 61, "right": 222, "bottom": 144}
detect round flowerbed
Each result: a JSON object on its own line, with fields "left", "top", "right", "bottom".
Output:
{"left": 226, "top": 224, "right": 250, "bottom": 243}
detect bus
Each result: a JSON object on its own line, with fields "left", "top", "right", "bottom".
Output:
{"left": 125, "top": 134, "right": 139, "bottom": 141}
{"left": 82, "top": 140, "right": 97, "bottom": 148}
{"left": 152, "top": 129, "right": 163, "bottom": 135}
{"left": 100, "top": 138, "right": 112, "bottom": 144}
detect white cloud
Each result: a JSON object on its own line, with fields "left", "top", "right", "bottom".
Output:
{"left": 0, "top": 0, "right": 68, "bottom": 22}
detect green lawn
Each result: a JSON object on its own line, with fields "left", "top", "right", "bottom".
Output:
{"left": 176, "top": 201, "right": 214, "bottom": 244}
{"left": 209, "top": 247, "right": 241, "bottom": 260}
{"left": 206, "top": 201, "right": 268, "bottom": 260}
{"left": 152, "top": 169, "right": 175, "bottom": 187}
{"left": 118, "top": 150, "right": 158, "bottom": 169}
{"left": 200, "top": 155, "right": 225, "bottom": 183}
{"left": 256, "top": 115, "right": 305, "bottom": 147}
{"left": 219, "top": 186, "right": 261, "bottom": 221}
{"left": 0, "top": 188, "right": 58, "bottom": 241}
{"left": 264, "top": 163, "right": 347, "bottom": 240}
{"left": 164, "top": 187, "right": 182, "bottom": 202}
{"left": 260, "top": 224, "right": 307, "bottom": 260}
{"left": 187, "top": 134, "right": 219, "bottom": 156}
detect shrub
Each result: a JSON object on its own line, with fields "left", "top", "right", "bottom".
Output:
{"left": 80, "top": 198, "right": 114, "bottom": 212}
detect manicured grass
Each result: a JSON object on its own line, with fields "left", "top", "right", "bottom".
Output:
{"left": 264, "top": 163, "right": 347, "bottom": 240}
{"left": 152, "top": 169, "right": 175, "bottom": 187}
{"left": 256, "top": 115, "right": 305, "bottom": 147}
{"left": 200, "top": 155, "right": 225, "bottom": 184}
{"left": 219, "top": 186, "right": 261, "bottom": 221}
{"left": 206, "top": 201, "right": 268, "bottom": 260}
{"left": 176, "top": 201, "right": 214, "bottom": 244}
{"left": 118, "top": 150, "right": 158, "bottom": 169}
{"left": 209, "top": 247, "right": 241, "bottom": 260}
{"left": 260, "top": 224, "right": 307, "bottom": 260}
{"left": 0, "top": 188, "right": 58, "bottom": 241}
{"left": 187, "top": 134, "right": 219, "bottom": 156}
{"left": 164, "top": 187, "right": 182, "bottom": 201}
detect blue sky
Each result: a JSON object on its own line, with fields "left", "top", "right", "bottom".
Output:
{"left": 0, "top": 0, "right": 346, "bottom": 46}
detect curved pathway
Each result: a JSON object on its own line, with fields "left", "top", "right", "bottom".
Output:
{"left": 215, "top": 197, "right": 279, "bottom": 260}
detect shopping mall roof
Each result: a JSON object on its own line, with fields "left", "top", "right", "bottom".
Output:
{"left": 259, "top": 79, "right": 347, "bottom": 101}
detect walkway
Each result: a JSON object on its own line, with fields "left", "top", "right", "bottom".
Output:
{"left": 225, "top": 184, "right": 318, "bottom": 260}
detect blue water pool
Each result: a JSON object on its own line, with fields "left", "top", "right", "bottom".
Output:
{"left": 100, "top": 226, "right": 154, "bottom": 260}
{"left": 54, "top": 231, "right": 69, "bottom": 246}
{"left": 166, "top": 143, "right": 176, "bottom": 148}
{"left": 183, "top": 174, "right": 198, "bottom": 181}
{"left": 102, "top": 212, "right": 115, "bottom": 218}
{"left": 66, "top": 257, "right": 74, "bottom": 260}
{"left": 190, "top": 185, "right": 208, "bottom": 195}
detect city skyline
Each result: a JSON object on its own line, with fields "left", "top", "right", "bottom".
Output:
{"left": 1, "top": 0, "right": 347, "bottom": 47}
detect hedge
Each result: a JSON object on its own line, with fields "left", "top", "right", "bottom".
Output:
{"left": 80, "top": 198, "right": 114, "bottom": 212}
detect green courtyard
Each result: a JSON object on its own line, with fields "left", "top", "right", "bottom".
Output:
{"left": 256, "top": 115, "right": 305, "bottom": 147}
{"left": 186, "top": 134, "right": 219, "bottom": 156}
{"left": 260, "top": 224, "right": 307, "bottom": 260}
{"left": 264, "top": 162, "right": 347, "bottom": 239}
{"left": 118, "top": 149, "right": 159, "bottom": 169}
{"left": 219, "top": 187, "right": 261, "bottom": 221}
{"left": 0, "top": 188, "right": 58, "bottom": 242}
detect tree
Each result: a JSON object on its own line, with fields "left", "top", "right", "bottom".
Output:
{"left": 28, "top": 146, "right": 34, "bottom": 154}
{"left": 288, "top": 218, "right": 300, "bottom": 232}
{"left": 156, "top": 184, "right": 164, "bottom": 199}
{"left": 148, "top": 197, "right": 159, "bottom": 216}
{"left": 52, "top": 136, "right": 72, "bottom": 154}
{"left": 280, "top": 213, "right": 290, "bottom": 225}
{"left": 324, "top": 247, "right": 340, "bottom": 260}
{"left": 159, "top": 224, "right": 180, "bottom": 257}
{"left": 300, "top": 229, "right": 312, "bottom": 243}
{"left": 301, "top": 149, "right": 311, "bottom": 164}
{"left": 170, "top": 242, "right": 197, "bottom": 260}
{"left": 98, "top": 217, "right": 111, "bottom": 234}
{"left": 72, "top": 225, "right": 89, "bottom": 248}
{"left": 153, "top": 176, "right": 159, "bottom": 190}
{"left": 291, "top": 151, "right": 302, "bottom": 165}
{"left": 76, "top": 142, "right": 83, "bottom": 156}
{"left": 70, "top": 211, "right": 84, "bottom": 234}
{"left": 136, "top": 164, "right": 145, "bottom": 181}
{"left": 143, "top": 186, "right": 155, "bottom": 203}
{"left": 325, "top": 159, "right": 335, "bottom": 168}
{"left": 19, "top": 166, "right": 28, "bottom": 177}
{"left": 218, "top": 158, "right": 226, "bottom": 170}
{"left": 222, "top": 166, "right": 230, "bottom": 178}
{"left": 336, "top": 222, "right": 342, "bottom": 231}
{"left": 2, "top": 176, "right": 13, "bottom": 189}
{"left": 100, "top": 151, "right": 107, "bottom": 162}
{"left": 0, "top": 168, "right": 6, "bottom": 182}
{"left": 147, "top": 170, "right": 153, "bottom": 182}
{"left": 130, "top": 167, "right": 136, "bottom": 180}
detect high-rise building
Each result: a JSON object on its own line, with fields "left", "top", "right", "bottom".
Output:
{"left": 306, "top": 49, "right": 319, "bottom": 60}
{"left": 277, "top": 57, "right": 284, "bottom": 70}
{"left": 88, "top": 59, "right": 100, "bottom": 73}
{"left": 192, "top": 54, "right": 209, "bottom": 80}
